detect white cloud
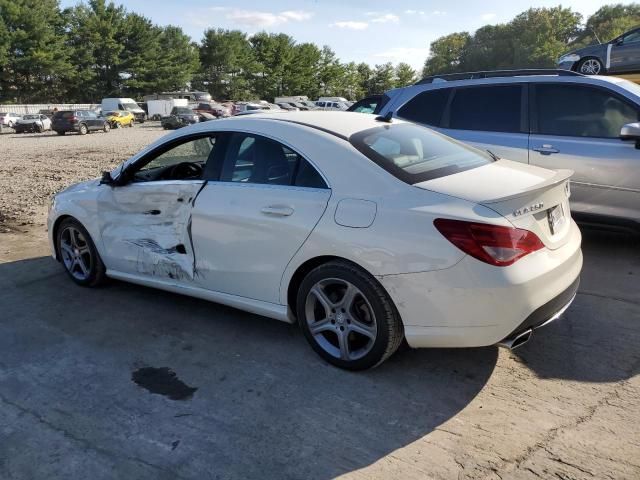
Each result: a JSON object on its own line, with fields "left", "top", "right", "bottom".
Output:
{"left": 481, "top": 13, "right": 497, "bottom": 21}
{"left": 370, "top": 14, "right": 400, "bottom": 24}
{"left": 329, "top": 21, "right": 369, "bottom": 30}
{"left": 404, "top": 9, "right": 446, "bottom": 17}
{"left": 430, "top": 10, "right": 447, "bottom": 16}
{"left": 220, "top": 9, "right": 313, "bottom": 28}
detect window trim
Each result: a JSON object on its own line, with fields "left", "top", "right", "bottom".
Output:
{"left": 444, "top": 83, "right": 528, "bottom": 134}
{"left": 213, "top": 131, "right": 329, "bottom": 189}
{"left": 530, "top": 82, "right": 640, "bottom": 139}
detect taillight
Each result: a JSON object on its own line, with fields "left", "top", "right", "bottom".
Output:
{"left": 70, "top": 116, "right": 78, "bottom": 123}
{"left": 434, "top": 218, "right": 544, "bottom": 267}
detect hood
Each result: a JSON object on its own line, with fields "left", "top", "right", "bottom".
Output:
{"left": 561, "top": 43, "right": 605, "bottom": 58}
{"left": 58, "top": 178, "right": 100, "bottom": 196}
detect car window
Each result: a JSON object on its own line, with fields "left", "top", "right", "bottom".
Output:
{"left": 85, "top": 111, "right": 96, "bottom": 119}
{"left": 397, "top": 88, "right": 451, "bottom": 126}
{"left": 350, "top": 123, "right": 493, "bottom": 184}
{"left": 621, "top": 30, "right": 640, "bottom": 44}
{"left": 449, "top": 85, "right": 522, "bottom": 133}
{"left": 535, "top": 84, "right": 639, "bottom": 138}
{"left": 135, "top": 137, "right": 216, "bottom": 178}
{"left": 220, "top": 133, "right": 325, "bottom": 187}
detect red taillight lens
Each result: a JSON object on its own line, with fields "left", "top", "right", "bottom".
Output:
{"left": 70, "top": 116, "right": 78, "bottom": 123}
{"left": 434, "top": 218, "right": 544, "bottom": 267}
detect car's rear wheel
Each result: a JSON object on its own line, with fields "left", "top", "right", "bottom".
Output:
{"left": 56, "top": 218, "right": 106, "bottom": 287}
{"left": 103, "top": 122, "right": 110, "bottom": 133}
{"left": 297, "top": 261, "right": 404, "bottom": 370}
{"left": 78, "top": 123, "right": 88, "bottom": 135}
{"left": 7, "top": 121, "right": 13, "bottom": 128}
{"left": 578, "top": 57, "right": 603, "bottom": 75}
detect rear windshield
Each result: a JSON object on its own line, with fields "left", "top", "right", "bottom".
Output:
{"left": 174, "top": 107, "right": 193, "bottom": 114}
{"left": 23, "top": 115, "right": 38, "bottom": 119}
{"left": 349, "top": 123, "right": 493, "bottom": 184}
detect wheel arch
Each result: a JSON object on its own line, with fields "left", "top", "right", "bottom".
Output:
{"left": 51, "top": 214, "right": 74, "bottom": 261}
{"left": 577, "top": 55, "right": 606, "bottom": 73}
{"left": 285, "top": 255, "right": 396, "bottom": 322}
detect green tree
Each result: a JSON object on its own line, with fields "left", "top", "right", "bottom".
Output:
{"left": 395, "top": 62, "right": 417, "bottom": 87}
{"left": 462, "top": 24, "right": 513, "bottom": 71}
{"left": 317, "top": 45, "right": 344, "bottom": 96}
{"left": 284, "top": 42, "right": 321, "bottom": 98}
{"left": 422, "top": 32, "right": 471, "bottom": 76}
{"left": 119, "top": 13, "right": 162, "bottom": 97}
{"left": 580, "top": 3, "right": 640, "bottom": 45}
{"left": 370, "top": 62, "right": 396, "bottom": 93}
{"left": 356, "top": 62, "right": 374, "bottom": 96}
{"left": 152, "top": 26, "right": 199, "bottom": 92}
{"left": 0, "top": 0, "right": 73, "bottom": 102}
{"left": 510, "top": 7, "right": 582, "bottom": 67}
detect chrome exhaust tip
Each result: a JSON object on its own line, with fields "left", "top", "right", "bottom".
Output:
{"left": 498, "top": 329, "right": 532, "bottom": 350}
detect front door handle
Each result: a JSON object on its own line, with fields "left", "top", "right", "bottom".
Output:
{"left": 533, "top": 144, "right": 559, "bottom": 155}
{"left": 260, "top": 205, "right": 294, "bottom": 217}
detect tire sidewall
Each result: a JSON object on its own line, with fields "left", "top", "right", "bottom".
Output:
{"left": 579, "top": 57, "right": 603, "bottom": 75}
{"left": 296, "top": 262, "right": 398, "bottom": 370}
{"left": 79, "top": 124, "right": 88, "bottom": 135}
{"left": 56, "top": 218, "right": 105, "bottom": 287}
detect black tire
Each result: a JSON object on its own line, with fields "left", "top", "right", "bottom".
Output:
{"left": 103, "top": 122, "right": 110, "bottom": 133}
{"left": 296, "top": 260, "right": 404, "bottom": 370}
{"left": 56, "top": 130, "right": 65, "bottom": 136}
{"left": 577, "top": 57, "right": 604, "bottom": 75}
{"left": 56, "top": 218, "right": 106, "bottom": 287}
{"left": 7, "top": 121, "right": 13, "bottom": 128}
{"left": 78, "top": 123, "right": 88, "bottom": 135}
{"left": 34, "top": 123, "right": 43, "bottom": 133}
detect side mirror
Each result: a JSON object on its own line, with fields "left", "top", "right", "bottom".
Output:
{"left": 620, "top": 122, "right": 640, "bottom": 149}
{"left": 100, "top": 171, "right": 114, "bottom": 185}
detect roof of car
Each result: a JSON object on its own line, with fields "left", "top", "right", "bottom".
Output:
{"left": 215, "top": 111, "right": 400, "bottom": 138}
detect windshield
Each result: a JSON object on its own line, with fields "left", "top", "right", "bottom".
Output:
{"left": 105, "top": 111, "right": 118, "bottom": 116}
{"left": 350, "top": 123, "right": 493, "bottom": 184}
{"left": 23, "top": 115, "right": 38, "bottom": 119}
{"left": 122, "top": 102, "right": 140, "bottom": 111}
{"left": 174, "top": 107, "right": 193, "bottom": 114}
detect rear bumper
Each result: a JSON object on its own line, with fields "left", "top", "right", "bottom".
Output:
{"left": 380, "top": 220, "right": 583, "bottom": 348}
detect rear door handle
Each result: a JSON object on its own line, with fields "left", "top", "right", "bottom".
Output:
{"left": 144, "top": 209, "right": 161, "bottom": 215}
{"left": 533, "top": 144, "right": 559, "bottom": 155}
{"left": 260, "top": 205, "right": 294, "bottom": 217}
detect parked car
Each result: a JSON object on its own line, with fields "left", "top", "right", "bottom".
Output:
{"left": 558, "top": 26, "right": 640, "bottom": 75}
{"left": 347, "top": 95, "right": 383, "bottom": 113}
{"left": 13, "top": 114, "right": 52, "bottom": 133}
{"left": 286, "top": 101, "right": 314, "bottom": 111}
{"left": 232, "top": 102, "right": 269, "bottom": 115}
{"left": 101, "top": 98, "right": 146, "bottom": 123}
{"left": 147, "top": 98, "right": 189, "bottom": 120}
{"left": 0, "top": 112, "right": 21, "bottom": 128}
{"left": 376, "top": 69, "right": 640, "bottom": 231}
{"left": 197, "top": 112, "right": 216, "bottom": 122}
{"left": 52, "top": 110, "right": 110, "bottom": 135}
{"left": 48, "top": 111, "right": 582, "bottom": 370}
{"left": 104, "top": 110, "right": 134, "bottom": 128}
{"left": 193, "top": 102, "right": 230, "bottom": 118}
{"left": 161, "top": 106, "right": 200, "bottom": 130}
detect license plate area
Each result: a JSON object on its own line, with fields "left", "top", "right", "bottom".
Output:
{"left": 547, "top": 203, "right": 565, "bottom": 235}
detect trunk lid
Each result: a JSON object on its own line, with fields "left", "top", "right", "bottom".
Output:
{"left": 414, "top": 159, "right": 573, "bottom": 250}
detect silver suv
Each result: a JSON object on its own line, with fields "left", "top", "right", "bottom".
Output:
{"left": 377, "top": 69, "right": 640, "bottom": 230}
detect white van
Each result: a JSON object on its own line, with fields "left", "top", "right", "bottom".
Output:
{"left": 274, "top": 95, "right": 309, "bottom": 104}
{"left": 315, "top": 100, "right": 349, "bottom": 111}
{"left": 101, "top": 98, "right": 146, "bottom": 123}
{"left": 317, "top": 96, "right": 348, "bottom": 103}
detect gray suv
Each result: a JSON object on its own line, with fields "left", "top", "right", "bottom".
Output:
{"left": 377, "top": 69, "right": 640, "bottom": 230}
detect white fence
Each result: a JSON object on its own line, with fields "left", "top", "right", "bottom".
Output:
{"left": 0, "top": 104, "right": 99, "bottom": 115}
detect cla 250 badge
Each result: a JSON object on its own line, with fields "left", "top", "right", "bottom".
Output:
{"left": 513, "top": 202, "right": 544, "bottom": 217}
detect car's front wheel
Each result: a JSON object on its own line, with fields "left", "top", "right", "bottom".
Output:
{"left": 578, "top": 57, "right": 603, "bottom": 75}
{"left": 103, "top": 122, "right": 110, "bottom": 133}
{"left": 56, "top": 218, "right": 106, "bottom": 287}
{"left": 297, "top": 261, "right": 404, "bottom": 370}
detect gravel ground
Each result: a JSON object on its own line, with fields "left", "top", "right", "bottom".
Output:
{"left": 0, "top": 123, "right": 167, "bottom": 231}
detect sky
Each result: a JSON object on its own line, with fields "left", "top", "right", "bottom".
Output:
{"left": 60, "top": 0, "right": 636, "bottom": 70}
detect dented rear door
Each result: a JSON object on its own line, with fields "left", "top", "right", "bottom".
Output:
{"left": 97, "top": 180, "right": 203, "bottom": 281}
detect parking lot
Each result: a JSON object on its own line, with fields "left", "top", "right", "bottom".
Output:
{"left": 0, "top": 126, "right": 639, "bottom": 479}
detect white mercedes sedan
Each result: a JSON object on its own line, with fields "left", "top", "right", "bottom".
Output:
{"left": 48, "top": 112, "right": 582, "bottom": 370}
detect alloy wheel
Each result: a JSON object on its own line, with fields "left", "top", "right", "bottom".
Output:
{"left": 59, "top": 226, "right": 92, "bottom": 281}
{"left": 305, "top": 278, "right": 377, "bottom": 361}
{"left": 580, "top": 59, "right": 601, "bottom": 75}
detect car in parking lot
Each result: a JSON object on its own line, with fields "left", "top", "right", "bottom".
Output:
{"left": 161, "top": 106, "right": 200, "bottom": 130}
{"left": 48, "top": 112, "right": 582, "bottom": 370}
{"left": 104, "top": 110, "right": 134, "bottom": 129}
{"left": 52, "top": 110, "right": 110, "bottom": 135}
{"left": 376, "top": 69, "right": 640, "bottom": 231}
{"left": 0, "top": 112, "right": 21, "bottom": 128}
{"left": 347, "top": 95, "right": 383, "bottom": 113}
{"left": 558, "top": 26, "right": 640, "bottom": 75}
{"left": 13, "top": 114, "right": 52, "bottom": 133}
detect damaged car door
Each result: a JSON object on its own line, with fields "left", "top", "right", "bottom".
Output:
{"left": 97, "top": 135, "right": 216, "bottom": 281}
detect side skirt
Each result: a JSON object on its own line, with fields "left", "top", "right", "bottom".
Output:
{"left": 106, "top": 270, "right": 293, "bottom": 323}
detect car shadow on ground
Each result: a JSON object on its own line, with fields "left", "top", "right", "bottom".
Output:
{"left": 0, "top": 255, "right": 497, "bottom": 479}
{"left": 513, "top": 228, "right": 640, "bottom": 383}
{"left": 1, "top": 226, "right": 638, "bottom": 478}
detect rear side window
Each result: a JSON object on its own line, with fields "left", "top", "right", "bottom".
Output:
{"left": 350, "top": 123, "right": 493, "bottom": 184}
{"left": 449, "top": 85, "right": 522, "bottom": 133}
{"left": 534, "top": 84, "right": 638, "bottom": 138}
{"left": 397, "top": 88, "right": 451, "bottom": 126}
